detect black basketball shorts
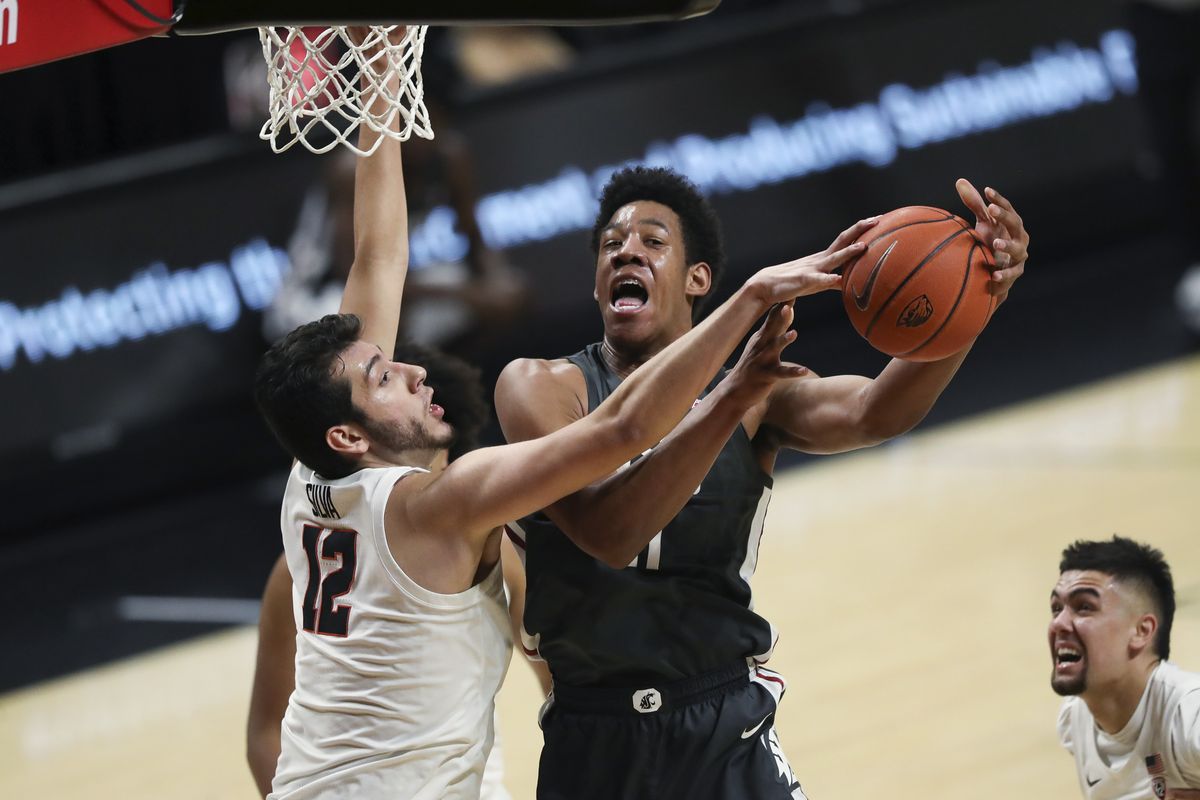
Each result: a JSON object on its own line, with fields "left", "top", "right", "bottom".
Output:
{"left": 535, "top": 661, "right": 807, "bottom": 800}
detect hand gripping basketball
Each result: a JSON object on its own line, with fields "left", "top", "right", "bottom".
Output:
{"left": 955, "top": 178, "right": 1030, "bottom": 305}
{"left": 745, "top": 217, "right": 880, "bottom": 307}
{"left": 841, "top": 205, "right": 996, "bottom": 361}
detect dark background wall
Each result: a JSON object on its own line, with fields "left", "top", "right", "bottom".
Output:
{"left": 0, "top": 0, "right": 1194, "bottom": 689}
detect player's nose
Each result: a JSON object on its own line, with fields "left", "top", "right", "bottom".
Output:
{"left": 615, "top": 237, "right": 647, "bottom": 265}
{"left": 400, "top": 362, "right": 426, "bottom": 390}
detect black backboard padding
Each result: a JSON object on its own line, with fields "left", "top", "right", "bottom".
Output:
{"left": 173, "top": 0, "right": 721, "bottom": 35}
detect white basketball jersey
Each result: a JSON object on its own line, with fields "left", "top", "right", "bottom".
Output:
{"left": 1058, "top": 661, "right": 1200, "bottom": 799}
{"left": 270, "top": 462, "right": 513, "bottom": 800}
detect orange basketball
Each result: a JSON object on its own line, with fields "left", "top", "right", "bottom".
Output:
{"left": 841, "top": 206, "right": 997, "bottom": 362}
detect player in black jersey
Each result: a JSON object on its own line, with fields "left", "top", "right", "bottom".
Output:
{"left": 495, "top": 167, "right": 1030, "bottom": 799}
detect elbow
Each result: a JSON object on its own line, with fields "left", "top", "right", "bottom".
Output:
{"left": 607, "top": 404, "right": 659, "bottom": 453}
{"left": 559, "top": 519, "right": 639, "bottom": 570}
{"left": 595, "top": 546, "right": 638, "bottom": 571}
{"left": 857, "top": 408, "right": 925, "bottom": 447}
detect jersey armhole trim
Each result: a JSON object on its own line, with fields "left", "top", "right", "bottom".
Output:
{"left": 373, "top": 468, "right": 503, "bottom": 610}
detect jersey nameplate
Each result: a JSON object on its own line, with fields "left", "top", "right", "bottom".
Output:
{"left": 306, "top": 483, "right": 341, "bottom": 519}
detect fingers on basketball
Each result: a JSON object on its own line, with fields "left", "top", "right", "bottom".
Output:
{"left": 831, "top": 217, "right": 879, "bottom": 251}
{"left": 842, "top": 205, "right": 997, "bottom": 361}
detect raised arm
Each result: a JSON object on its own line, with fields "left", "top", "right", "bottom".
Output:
{"left": 494, "top": 218, "right": 878, "bottom": 566}
{"left": 336, "top": 29, "right": 411, "bottom": 357}
{"left": 754, "top": 179, "right": 1030, "bottom": 454}
{"left": 396, "top": 237, "right": 866, "bottom": 543}
{"left": 245, "top": 555, "right": 295, "bottom": 798}
{"left": 496, "top": 307, "right": 801, "bottom": 566}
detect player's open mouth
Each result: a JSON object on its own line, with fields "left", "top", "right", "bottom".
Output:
{"left": 610, "top": 277, "right": 649, "bottom": 314}
{"left": 1054, "top": 645, "right": 1083, "bottom": 672}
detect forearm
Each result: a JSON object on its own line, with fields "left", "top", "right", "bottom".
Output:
{"left": 860, "top": 344, "right": 972, "bottom": 440}
{"left": 246, "top": 729, "right": 280, "bottom": 798}
{"left": 597, "top": 285, "right": 768, "bottom": 446}
{"left": 552, "top": 383, "right": 748, "bottom": 566}
{"left": 338, "top": 64, "right": 409, "bottom": 353}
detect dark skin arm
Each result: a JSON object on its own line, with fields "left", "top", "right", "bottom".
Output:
{"left": 493, "top": 218, "right": 873, "bottom": 568}
{"left": 752, "top": 180, "right": 1030, "bottom": 459}
{"left": 495, "top": 313, "right": 803, "bottom": 568}
{"left": 495, "top": 182, "right": 1029, "bottom": 567}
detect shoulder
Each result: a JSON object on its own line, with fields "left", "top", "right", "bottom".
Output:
{"left": 1162, "top": 663, "right": 1200, "bottom": 736}
{"left": 495, "top": 357, "right": 587, "bottom": 414}
{"left": 498, "top": 356, "right": 583, "bottom": 385}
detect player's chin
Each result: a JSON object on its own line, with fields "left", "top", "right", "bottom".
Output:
{"left": 1050, "top": 669, "right": 1086, "bottom": 697}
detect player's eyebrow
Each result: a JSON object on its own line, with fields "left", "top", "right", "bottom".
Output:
{"left": 1052, "top": 586, "right": 1101, "bottom": 603}
{"left": 364, "top": 353, "right": 382, "bottom": 384}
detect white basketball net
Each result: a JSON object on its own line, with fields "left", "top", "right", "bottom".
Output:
{"left": 258, "top": 25, "right": 434, "bottom": 156}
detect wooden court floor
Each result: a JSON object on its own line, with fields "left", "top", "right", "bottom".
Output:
{"left": 3, "top": 355, "right": 1197, "bottom": 799}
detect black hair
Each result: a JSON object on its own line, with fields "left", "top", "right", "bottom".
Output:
{"left": 254, "top": 313, "right": 366, "bottom": 479}
{"left": 1059, "top": 535, "right": 1176, "bottom": 660}
{"left": 591, "top": 166, "right": 726, "bottom": 322}
{"left": 391, "top": 340, "right": 487, "bottom": 461}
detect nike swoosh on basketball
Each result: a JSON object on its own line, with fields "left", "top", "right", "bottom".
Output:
{"left": 740, "top": 716, "right": 770, "bottom": 739}
{"left": 1085, "top": 775, "right": 1102, "bottom": 787}
{"left": 851, "top": 240, "right": 897, "bottom": 311}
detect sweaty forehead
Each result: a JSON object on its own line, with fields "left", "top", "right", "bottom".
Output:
{"left": 336, "top": 339, "right": 381, "bottom": 380}
{"left": 1054, "top": 569, "right": 1129, "bottom": 604}
{"left": 608, "top": 200, "right": 680, "bottom": 232}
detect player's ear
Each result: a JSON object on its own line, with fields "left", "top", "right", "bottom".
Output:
{"left": 685, "top": 261, "right": 712, "bottom": 299}
{"left": 326, "top": 424, "right": 368, "bottom": 457}
{"left": 1130, "top": 613, "right": 1158, "bottom": 656}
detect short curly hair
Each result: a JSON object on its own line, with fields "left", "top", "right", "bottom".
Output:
{"left": 1059, "top": 535, "right": 1176, "bottom": 660}
{"left": 591, "top": 167, "right": 726, "bottom": 322}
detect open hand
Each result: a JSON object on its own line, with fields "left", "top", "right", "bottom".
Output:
{"left": 723, "top": 302, "right": 808, "bottom": 407}
{"left": 956, "top": 179, "right": 1029, "bottom": 304}
{"left": 745, "top": 216, "right": 880, "bottom": 306}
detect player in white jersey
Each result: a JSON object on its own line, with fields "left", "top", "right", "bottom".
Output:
{"left": 246, "top": 343, "right": 551, "bottom": 799}
{"left": 251, "top": 27, "right": 875, "bottom": 800}
{"left": 1050, "top": 536, "right": 1200, "bottom": 799}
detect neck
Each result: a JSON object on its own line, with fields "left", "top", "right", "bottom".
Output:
{"left": 600, "top": 321, "right": 692, "bottom": 378}
{"left": 1084, "top": 658, "right": 1161, "bottom": 734}
{"left": 358, "top": 448, "right": 440, "bottom": 472}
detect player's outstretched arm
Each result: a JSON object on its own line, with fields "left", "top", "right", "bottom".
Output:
{"left": 246, "top": 555, "right": 296, "bottom": 798}
{"left": 754, "top": 182, "right": 1031, "bottom": 454}
{"left": 492, "top": 218, "right": 877, "bottom": 566}
{"left": 399, "top": 240, "right": 865, "bottom": 543}
{"left": 336, "top": 28, "right": 410, "bottom": 359}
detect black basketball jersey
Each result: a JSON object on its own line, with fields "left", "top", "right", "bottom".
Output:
{"left": 511, "top": 343, "right": 779, "bottom": 688}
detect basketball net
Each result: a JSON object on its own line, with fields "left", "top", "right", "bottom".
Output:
{"left": 258, "top": 25, "right": 434, "bottom": 156}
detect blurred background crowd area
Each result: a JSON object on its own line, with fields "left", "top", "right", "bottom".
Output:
{"left": 0, "top": 0, "right": 1197, "bottom": 690}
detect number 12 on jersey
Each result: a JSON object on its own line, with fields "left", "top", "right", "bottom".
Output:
{"left": 301, "top": 524, "right": 358, "bottom": 636}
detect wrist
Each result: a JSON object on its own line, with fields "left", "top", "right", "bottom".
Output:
{"left": 710, "top": 374, "right": 766, "bottom": 415}
{"left": 734, "top": 280, "right": 773, "bottom": 316}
